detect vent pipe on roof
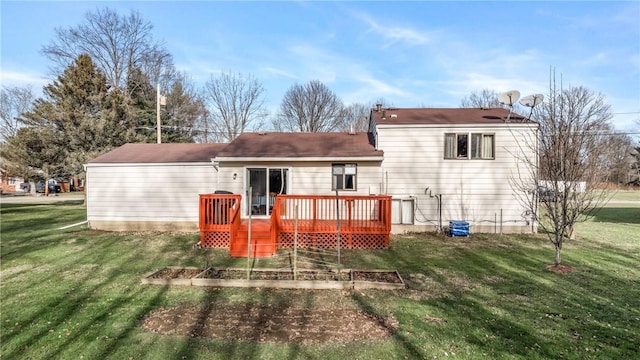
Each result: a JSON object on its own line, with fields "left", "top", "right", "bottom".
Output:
{"left": 382, "top": 110, "right": 386, "bottom": 120}
{"left": 349, "top": 124, "right": 355, "bottom": 135}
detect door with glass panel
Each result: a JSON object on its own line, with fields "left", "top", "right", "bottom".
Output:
{"left": 247, "top": 168, "right": 288, "bottom": 216}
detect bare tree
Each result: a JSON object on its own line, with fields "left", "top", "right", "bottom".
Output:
{"left": 41, "top": 7, "right": 173, "bottom": 92}
{"left": 460, "top": 89, "right": 502, "bottom": 108}
{"left": 597, "top": 131, "right": 635, "bottom": 184}
{"left": 0, "top": 85, "right": 35, "bottom": 142}
{"left": 204, "top": 71, "right": 267, "bottom": 142}
{"left": 274, "top": 80, "right": 345, "bottom": 132}
{"left": 510, "top": 73, "right": 613, "bottom": 266}
{"left": 340, "top": 103, "right": 370, "bottom": 132}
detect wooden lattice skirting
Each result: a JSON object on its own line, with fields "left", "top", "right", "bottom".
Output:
{"left": 201, "top": 231, "right": 230, "bottom": 248}
{"left": 278, "top": 232, "right": 389, "bottom": 249}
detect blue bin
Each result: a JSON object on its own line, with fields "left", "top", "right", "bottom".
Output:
{"left": 449, "top": 221, "right": 469, "bottom": 237}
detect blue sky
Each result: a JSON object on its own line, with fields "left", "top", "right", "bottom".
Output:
{"left": 1, "top": 1, "right": 639, "bottom": 131}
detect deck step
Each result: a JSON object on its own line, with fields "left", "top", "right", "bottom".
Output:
{"left": 230, "top": 222, "right": 275, "bottom": 258}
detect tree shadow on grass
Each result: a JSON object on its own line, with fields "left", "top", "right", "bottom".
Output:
{"left": 1, "top": 236, "right": 170, "bottom": 360}
{"left": 341, "top": 232, "right": 640, "bottom": 358}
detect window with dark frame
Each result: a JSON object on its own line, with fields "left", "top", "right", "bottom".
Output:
{"left": 445, "top": 133, "right": 495, "bottom": 159}
{"left": 332, "top": 163, "right": 356, "bottom": 190}
{"left": 444, "top": 133, "right": 469, "bottom": 159}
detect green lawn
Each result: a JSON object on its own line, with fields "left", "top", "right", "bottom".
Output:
{"left": 1, "top": 200, "right": 639, "bottom": 359}
{"left": 606, "top": 189, "right": 640, "bottom": 202}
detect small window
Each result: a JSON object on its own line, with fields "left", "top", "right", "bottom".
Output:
{"left": 471, "top": 133, "right": 495, "bottom": 159}
{"left": 444, "top": 133, "right": 469, "bottom": 159}
{"left": 332, "top": 164, "right": 356, "bottom": 191}
{"left": 392, "top": 199, "right": 415, "bottom": 224}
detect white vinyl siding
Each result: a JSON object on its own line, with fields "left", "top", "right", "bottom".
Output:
{"left": 377, "top": 123, "right": 537, "bottom": 232}
{"left": 217, "top": 161, "right": 382, "bottom": 217}
{"left": 86, "top": 163, "right": 217, "bottom": 230}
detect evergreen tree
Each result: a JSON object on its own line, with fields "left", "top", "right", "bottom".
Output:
{"left": 162, "top": 79, "right": 202, "bottom": 143}
{"left": 125, "top": 67, "right": 157, "bottom": 142}
{"left": 7, "top": 54, "right": 110, "bottom": 179}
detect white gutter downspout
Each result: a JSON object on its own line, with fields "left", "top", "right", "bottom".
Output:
{"left": 211, "top": 159, "right": 219, "bottom": 190}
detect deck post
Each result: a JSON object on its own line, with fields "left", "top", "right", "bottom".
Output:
{"left": 335, "top": 190, "right": 341, "bottom": 278}
{"left": 293, "top": 204, "right": 298, "bottom": 280}
{"left": 247, "top": 188, "right": 252, "bottom": 279}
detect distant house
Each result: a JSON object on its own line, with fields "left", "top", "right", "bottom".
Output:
{"left": 0, "top": 168, "right": 25, "bottom": 194}
{"left": 85, "top": 107, "right": 538, "bottom": 234}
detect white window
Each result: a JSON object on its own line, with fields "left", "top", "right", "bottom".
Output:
{"left": 446, "top": 133, "right": 494, "bottom": 160}
{"left": 392, "top": 199, "right": 415, "bottom": 224}
{"left": 332, "top": 164, "right": 356, "bottom": 191}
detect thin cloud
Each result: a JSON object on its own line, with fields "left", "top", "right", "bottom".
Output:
{"left": 259, "top": 67, "right": 298, "bottom": 80}
{"left": 0, "top": 70, "right": 48, "bottom": 89}
{"left": 351, "top": 10, "right": 433, "bottom": 46}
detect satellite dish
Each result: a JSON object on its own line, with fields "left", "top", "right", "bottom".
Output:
{"left": 519, "top": 94, "right": 544, "bottom": 108}
{"left": 498, "top": 90, "right": 521, "bottom": 107}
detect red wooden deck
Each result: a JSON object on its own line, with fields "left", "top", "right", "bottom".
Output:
{"left": 199, "top": 194, "right": 392, "bottom": 258}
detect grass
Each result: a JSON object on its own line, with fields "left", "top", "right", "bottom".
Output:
{"left": 605, "top": 189, "right": 640, "bottom": 202}
{"left": 1, "top": 200, "right": 639, "bottom": 359}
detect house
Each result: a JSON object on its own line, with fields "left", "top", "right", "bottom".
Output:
{"left": 0, "top": 169, "right": 25, "bottom": 194}
{"left": 85, "top": 143, "right": 227, "bottom": 231}
{"left": 369, "top": 107, "right": 538, "bottom": 233}
{"left": 211, "top": 132, "right": 384, "bottom": 215}
{"left": 85, "top": 107, "right": 538, "bottom": 236}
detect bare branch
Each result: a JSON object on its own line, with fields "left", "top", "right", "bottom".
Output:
{"left": 275, "top": 80, "right": 345, "bottom": 132}
{"left": 204, "top": 71, "right": 267, "bottom": 142}
{"left": 41, "top": 7, "right": 173, "bottom": 92}
{"left": 508, "top": 70, "right": 615, "bottom": 266}
{"left": 0, "top": 85, "right": 35, "bottom": 142}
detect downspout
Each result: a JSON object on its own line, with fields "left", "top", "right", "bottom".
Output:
{"left": 211, "top": 159, "right": 219, "bottom": 191}
{"left": 425, "top": 187, "right": 443, "bottom": 233}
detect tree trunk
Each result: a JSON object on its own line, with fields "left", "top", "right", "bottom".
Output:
{"left": 555, "top": 245, "right": 562, "bottom": 266}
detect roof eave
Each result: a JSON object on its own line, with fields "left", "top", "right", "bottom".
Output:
{"left": 214, "top": 156, "right": 383, "bottom": 162}
{"left": 85, "top": 161, "right": 215, "bottom": 167}
{"left": 375, "top": 122, "right": 538, "bottom": 128}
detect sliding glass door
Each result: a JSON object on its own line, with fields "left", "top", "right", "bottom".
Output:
{"left": 247, "top": 168, "right": 288, "bottom": 216}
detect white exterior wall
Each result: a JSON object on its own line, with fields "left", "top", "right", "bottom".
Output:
{"left": 376, "top": 123, "right": 538, "bottom": 234}
{"left": 86, "top": 163, "right": 217, "bottom": 231}
{"left": 216, "top": 161, "right": 383, "bottom": 217}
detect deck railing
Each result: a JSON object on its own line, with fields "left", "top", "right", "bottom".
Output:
{"left": 199, "top": 194, "right": 241, "bottom": 247}
{"left": 199, "top": 193, "right": 392, "bottom": 251}
{"left": 271, "top": 195, "right": 392, "bottom": 249}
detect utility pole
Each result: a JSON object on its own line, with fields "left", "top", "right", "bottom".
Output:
{"left": 156, "top": 83, "right": 161, "bottom": 144}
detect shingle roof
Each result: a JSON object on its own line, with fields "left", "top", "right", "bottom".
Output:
{"left": 88, "top": 143, "right": 227, "bottom": 164}
{"left": 215, "top": 132, "right": 381, "bottom": 159}
{"left": 372, "top": 107, "right": 531, "bottom": 125}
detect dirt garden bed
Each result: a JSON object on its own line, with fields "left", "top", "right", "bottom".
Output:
{"left": 142, "top": 267, "right": 405, "bottom": 290}
{"left": 139, "top": 304, "right": 399, "bottom": 344}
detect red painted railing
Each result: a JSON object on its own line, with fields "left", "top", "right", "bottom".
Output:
{"left": 199, "top": 194, "right": 392, "bottom": 252}
{"left": 271, "top": 195, "right": 392, "bottom": 249}
{"left": 199, "top": 194, "right": 241, "bottom": 247}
